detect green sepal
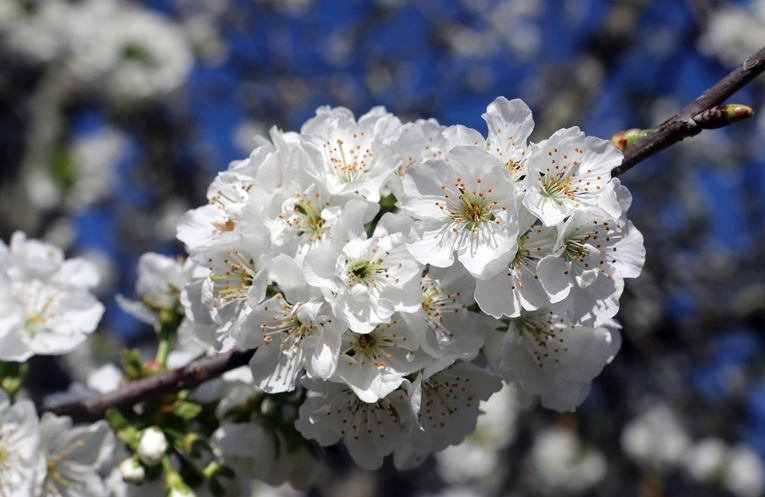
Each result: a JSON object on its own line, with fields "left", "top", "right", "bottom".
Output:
{"left": 120, "top": 348, "right": 145, "bottom": 380}
{"left": 0, "top": 361, "right": 28, "bottom": 400}
{"left": 105, "top": 408, "right": 143, "bottom": 449}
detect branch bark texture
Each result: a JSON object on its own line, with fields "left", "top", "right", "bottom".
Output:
{"left": 46, "top": 348, "right": 256, "bottom": 423}
{"left": 612, "top": 45, "right": 765, "bottom": 177}
{"left": 43, "top": 46, "right": 765, "bottom": 425}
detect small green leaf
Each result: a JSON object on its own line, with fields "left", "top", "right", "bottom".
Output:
{"left": 172, "top": 400, "right": 203, "bottom": 420}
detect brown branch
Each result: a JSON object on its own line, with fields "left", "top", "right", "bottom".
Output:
{"left": 613, "top": 45, "right": 765, "bottom": 177}
{"left": 44, "top": 348, "right": 256, "bottom": 424}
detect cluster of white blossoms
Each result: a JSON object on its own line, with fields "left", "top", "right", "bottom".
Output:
{"left": 0, "top": 0, "right": 193, "bottom": 101}
{"left": 176, "top": 96, "right": 646, "bottom": 469}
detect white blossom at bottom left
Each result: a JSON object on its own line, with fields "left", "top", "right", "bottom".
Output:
{"left": 0, "top": 391, "right": 45, "bottom": 497}
{"left": 0, "top": 389, "right": 116, "bottom": 497}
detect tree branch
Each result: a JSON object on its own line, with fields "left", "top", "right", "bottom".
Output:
{"left": 44, "top": 348, "right": 256, "bottom": 423}
{"left": 612, "top": 45, "right": 765, "bottom": 177}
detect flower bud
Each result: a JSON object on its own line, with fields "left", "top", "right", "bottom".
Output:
{"left": 137, "top": 426, "right": 168, "bottom": 466}
{"left": 119, "top": 457, "right": 145, "bottom": 484}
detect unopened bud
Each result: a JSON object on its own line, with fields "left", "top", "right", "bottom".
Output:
{"left": 119, "top": 457, "right": 145, "bottom": 484}
{"left": 142, "top": 360, "right": 166, "bottom": 376}
{"left": 694, "top": 104, "right": 754, "bottom": 129}
{"left": 610, "top": 128, "right": 651, "bottom": 151}
{"left": 137, "top": 426, "right": 168, "bottom": 466}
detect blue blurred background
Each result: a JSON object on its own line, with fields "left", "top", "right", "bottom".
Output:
{"left": 2, "top": 0, "right": 765, "bottom": 495}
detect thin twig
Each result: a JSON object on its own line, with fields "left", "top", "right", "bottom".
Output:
{"left": 44, "top": 348, "right": 256, "bottom": 423}
{"left": 613, "top": 45, "right": 765, "bottom": 177}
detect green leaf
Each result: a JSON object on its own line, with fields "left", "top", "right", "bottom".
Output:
{"left": 172, "top": 400, "right": 203, "bottom": 420}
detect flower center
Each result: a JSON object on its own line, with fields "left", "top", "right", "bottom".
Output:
{"left": 294, "top": 199, "right": 325, "bottom": 239}
{"left": 260, "top": 301, "right": 315, "bottom": 356}
{"left": 210, "top": 250, "right": 256, "bottom": 301}
{"left": 345, "top": 258, "right": 383, "bottom": 287}
{"left": 345, "top": 325, "right": 398, "bottom": 368}
{"left": 449, "top": 184, "right": 497, "bottom": 232}
{"left": 505, "top": 159, "right": 525, "bottom": 182}
{"left": 539, "top": 174, "right": 574, "bottom": 204}
{"left": 513, "top": 310, "right": 571, "bottom": 367}
{"left": 562, "top": 234, "right": 592, "bottom": 262}
{"left": 331, "top": 138, "right": 370, "bottom": 184}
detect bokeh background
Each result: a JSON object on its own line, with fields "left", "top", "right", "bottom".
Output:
{"left": 2, "top": 0, "right": 765, "bottom": 495}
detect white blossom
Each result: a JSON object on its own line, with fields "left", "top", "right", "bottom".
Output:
{"left": 255, "top": 433, "right": 321, "bottom": 490}
{"left": 39, "top": 413, "right": 113, "bottom": 497}
{"left": 210, "top": 423, "right": 277, "bottom": 482}
{"left": 402, "top": 264, "right": 488, "bottom": 360}
{"left": 495, "top": 309, "right": 616, "bottom": 411}
{"left": 304, "top": 212, "right": 422, "bottom": 334}
{"left": 116, "top": 252, "right": 201, "bottom": 328}
{"left": 65, "top": 0, "right": 193, "bottom": 100}
{"left": 699, "top": 1, "right": 765, "bottom": 68}
{"left": 684, "top": 438, "right": 765, "bottom": 497}
{"left": 403, "top": 145, "right": 519, "bottom": 279}
{"left": 394, "top": 359, "right": 503, "bottom": 470}
{"left": 0, "top": 232, "right": 104, "bottom": 361}
{"left": 0, "top": 0, "right": 71, "bottom": 62}
{"left": 239, "top": 254, "right": 344, "bottom": 392}
{"left": 527, "top": 427, "right": 606, "bottom": 494}
{"left": 66, "top": 126, "right": 128, "bottom": 211}
{"left": 537, "top": 209, "right": 645, "bottom": 326}
{"left": 170, "top": 98, "right": 648, "bottom": 477}
{"left": 474, "top": 201, "right": 560, "bottom": 318}
{"left": 301, "top": 106, "right": 401, "bottom": 202}
{"left": 726, "top": 445, "right": 765, "bottom": 497}
{"left": 386, "top": 118, "right": 450, "bottom": 200}
{"left": 295, "top": 378, "right": 411, "bottom": 470}
{"left": 620, "top": 402, "right": 690, "bottom": 471}
{"left": 444, "top": 96, "right": 535, "bottom": 186}
{"left": 256, "top": 148, "right": 378, "bottom": 264}
{"left": 523, "top": 126, "right": 622, "bottom": 227}
{"left": 434, "top": 382, "right": 522, "bottom": 483}
{"left": 333, "top": 316, "right": 427, "bottom": 403}
{"left": 0, "top": 391, "right": 45, "bottom": 497}
{"left": 200, "top": 225, "right": 271, "bottom": 351}
{"left": 176, "top": 171, "right": 259, "bottom": 260}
